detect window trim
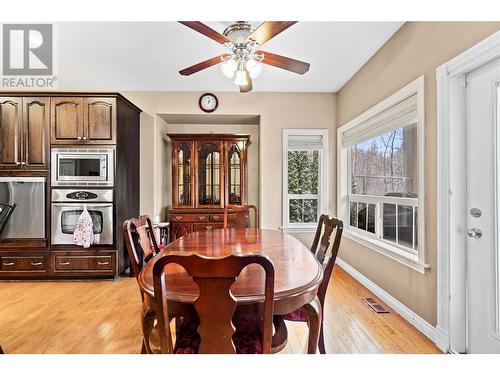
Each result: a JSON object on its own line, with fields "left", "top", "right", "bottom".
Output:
{"left": 282, "top": 128, "right": 329, "bottom": 232}
{"left": 337, "top": 76, "right": 429, "bottom": 273}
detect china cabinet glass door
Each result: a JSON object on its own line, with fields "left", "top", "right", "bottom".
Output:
{"left": 198, "top": 143, "right": 221, "bottom": 206}
{"left": 227, "top": 144, "right": 242, "bottom": 204}
{"left": 177, "top": 143, "right": 191, "bottom": 206}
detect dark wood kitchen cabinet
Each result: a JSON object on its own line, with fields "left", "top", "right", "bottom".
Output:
{"left": 168, "top": 133, "right": 249, "bottom": 241}
{"left": 50, "top": 97, "right": 83, "bottom": 143}
{"left": 84, "top": 97, "right": 116, "bottom": 144}
{"left": 0, "top": 97, "right": 50, "bottom": 170}
{"left": 0, "top": 97, "right": 22, "bottom": 169}
{"left": 0, "top": 92, "right": 141, "bottom": 280}
{"left": 51, "top": 97, "right": 116, "bottom": 145}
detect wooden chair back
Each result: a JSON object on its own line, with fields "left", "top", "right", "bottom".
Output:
{"left": 310, "top": 214, "right": 343, "bottom": 306}
{"left": 223, "top": 205, "right": 259, "bottom": 229}
{"left": 123, "top": 215, "right": 161, "bottom": 279}
{"left": 153, "top": 252, "right": 275, "bottom": 354}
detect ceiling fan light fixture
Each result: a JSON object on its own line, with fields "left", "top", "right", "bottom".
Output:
{"left": 221, "top": 58, "right": 237, "bottom": 78}
{"left": 246, "top": 58, "right": 263, "bottom": 79}
{"left": 234, "top": 68, "right": 248, "bottom": 86}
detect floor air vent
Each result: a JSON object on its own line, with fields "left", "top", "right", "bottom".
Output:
{"left": 361, "top": 297, "right": 389, "bottom": 313}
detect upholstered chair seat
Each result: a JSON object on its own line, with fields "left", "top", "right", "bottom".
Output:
{"left": 173, "top": 315, "right": 266, "bottom": 354}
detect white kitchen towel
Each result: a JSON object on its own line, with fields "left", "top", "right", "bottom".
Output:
{"left": 73, "top": 205, "right": 94, "bottom": 248}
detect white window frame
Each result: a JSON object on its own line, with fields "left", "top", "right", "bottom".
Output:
{"left": 282, "top": 128, "right": 329, "bottom": 232}
{"left": 337, "top": 76, "right": 429, "bottom": 273}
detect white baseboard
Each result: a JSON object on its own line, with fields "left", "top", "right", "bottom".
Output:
{"left": 336, "top": 258, "right": 448, "bottom": 352}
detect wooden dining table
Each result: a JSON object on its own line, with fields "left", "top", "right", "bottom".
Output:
{"left": 138, "top": 228, "right": 323, "bottom": 354}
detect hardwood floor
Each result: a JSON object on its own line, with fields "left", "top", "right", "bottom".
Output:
{"left": 0, "top": 266, "right": 441, "bottom": 354}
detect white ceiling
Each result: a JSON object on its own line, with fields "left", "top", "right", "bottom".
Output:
{"left": 56, "top": 22, "right": 403, "bottom": 92}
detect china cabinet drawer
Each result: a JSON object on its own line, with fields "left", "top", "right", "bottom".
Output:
{"left": 171, "top": 214, "right": 209, "bottom": 222}
{"left": 0, "top": 256, "right": 46, "bottom": 272}
{"left": 193, "top": 223, "right": 224, "bottom": 232}
{"left": 209, "top": 214, "right": 236, "bottom": 222}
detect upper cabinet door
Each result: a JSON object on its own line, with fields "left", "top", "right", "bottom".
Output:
{"left": 23, "top": 97, "right": 50, "bottom": 169}
{"left": 83, "top": 98, "right": 116, "bottom": 144}
{"left": 51, "top": 97, "right": 84, "bottom": 144}
{"left": 0, "top": 97, "right": 22, "bottom": 169}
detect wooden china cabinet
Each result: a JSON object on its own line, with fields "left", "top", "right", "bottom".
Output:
{"left": 168, "top": 133, "right": 250, "bottom": 241}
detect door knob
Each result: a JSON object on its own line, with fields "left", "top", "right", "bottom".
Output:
{"left": 467, "top": 228, "right": 482, "bottom": 239}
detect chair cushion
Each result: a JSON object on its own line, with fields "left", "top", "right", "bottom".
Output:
{"left": 174, "top": 315, "right": 265, "bottom": 354}
{"left": 281, "top": 306, "right": 324, "bottom": 323}
{"left": 281, "top": 306, "right": 309, "bottom": 322}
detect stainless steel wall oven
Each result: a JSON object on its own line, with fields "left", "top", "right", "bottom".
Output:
{"left": 51, "top": 189, "right": 114, "bottom": 245}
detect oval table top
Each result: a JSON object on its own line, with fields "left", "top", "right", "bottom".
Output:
{"left": 138, "top": 229, "right": 323, "bottom": 308}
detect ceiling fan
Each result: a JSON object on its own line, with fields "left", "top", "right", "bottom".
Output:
{"left": 178, "top": 21, "right": 311, "bottom": 93}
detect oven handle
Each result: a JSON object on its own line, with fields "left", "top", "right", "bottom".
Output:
{"left": 51, "top": 203, "right": 113, "bottom": 208}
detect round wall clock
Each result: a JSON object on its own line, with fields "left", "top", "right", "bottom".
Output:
{"left": 199, "top": 93, "right": 218, "bottom": 113}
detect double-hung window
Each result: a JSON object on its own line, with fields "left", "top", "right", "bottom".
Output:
{"left": 337, "top": 76, "right": 428, "bottom": 273}
{"left": 282, "top": 129, "right": 328, "bottom": 231}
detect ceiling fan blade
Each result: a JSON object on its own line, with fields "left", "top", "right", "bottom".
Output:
{"left": 256, "top": 50, "right": 310, "bottom": 75}
{"left": 240, "top": 71, "right": 253, "bottom": 93}
{"left": 179, "top": 21, "right": 230, "bottom": 44}
{"left": 179, "top": 54, "right": 230, "bottom": 76}
{"left": 248, "top": 21, "right": 297, "bottom": 45}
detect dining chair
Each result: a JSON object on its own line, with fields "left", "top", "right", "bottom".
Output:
{"left": 0, "top": 203, "right": 16, "bottom": 238}
{"left": 152, "top": 252, "right": 275, "bottom": 354}
{"left": 124, "top": 215, "right": 164, "bottom": 279}
{"left": 123, "top": 215, "right": 166, "bottom": 354}
{"left": 223, "top": 204, "right": 259, "bottom": 229}
{"left": 280, "top": 214, "right": 343, "bottom": 354}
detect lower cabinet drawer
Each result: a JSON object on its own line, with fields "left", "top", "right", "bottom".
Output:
{"left": 0, "top": 255, "right": 46, "bottom": 272}
{"left": 193, "top": 223, "right": 224, "bottom": 232}
{"left": 53, "top": 252, "right": 116, "bottom": 274}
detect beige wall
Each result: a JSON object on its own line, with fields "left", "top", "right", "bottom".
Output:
{"left": 337, "top": 22, "right": 500, "bottom": 325}
{"left": 120, "top": 92, "right": 337, "bottom": 245}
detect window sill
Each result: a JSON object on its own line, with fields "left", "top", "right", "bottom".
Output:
{"left": 280, "top": 226, "right": 317, "bottom": 234}
{"left": 344, "top": 229, "right": 430, "bottom": 274}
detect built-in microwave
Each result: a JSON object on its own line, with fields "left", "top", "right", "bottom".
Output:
{"left": 51, "top": 147, "right": 114, "bottom": 187}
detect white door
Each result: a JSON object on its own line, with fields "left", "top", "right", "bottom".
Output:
{"left": 466, "top": 57, "right": 500, "bottom": 353}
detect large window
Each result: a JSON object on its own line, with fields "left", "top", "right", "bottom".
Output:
{"left": 283, "top": 129, "right": 328, "bottom": 231}
{"left": 338, "top": 76, "right": 427, "bottom": 273}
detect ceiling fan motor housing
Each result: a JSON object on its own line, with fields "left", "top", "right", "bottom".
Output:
{"left": 223, "top": 21, "right": 255, "bottom": 46}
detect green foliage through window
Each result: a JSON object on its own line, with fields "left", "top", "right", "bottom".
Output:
{"left": 288, "top": 150, "right": 320, "bottom": 223}
{"left": 288, "top": 150, "right": 319, "bottom": 194}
